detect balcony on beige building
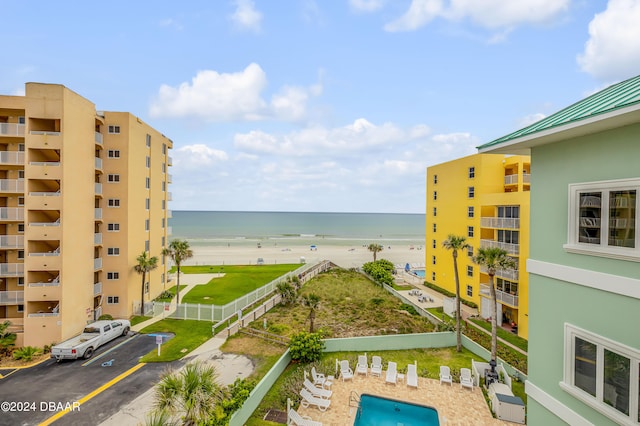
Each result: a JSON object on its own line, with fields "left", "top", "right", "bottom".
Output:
{"left": 0, "top": 290, "right": 24, "bottom": 305}
{"left": 95, "top": 182, "right": 102, "bottom": 196}
{"left": 95, "top": 132, "right": 103, "bottom": 145}
{"left": 95, "top": 157, "right": 103, "bottom": 171}
{"left": 94, "top": 233, "right": 102, "bottom": 245}
{"left": 95, "top": 208, "right": 103, "bottom": 221}
{"left": 0, "top": 207, "right": 24, "bottom": 222}
{"left": 94, "top": 257, "right": 102, "bottom": 270}
{"left": 0, "top": 179, "right": 25, "bottom": 193}
{"left": 0, "top": 235, "right": 24, "bottom": 249}
{"left": 0, "top": 263, "right": 24, "bottom": 277}
{"left": 26, "top": 278, "right": 61, "bottom": 301}
{"left": 94, "top": 281, "right": 102, "bottom": 296}
{"left": 0, "top": 123, "right": 25, "bottom": 137}
{"left": 480, "top": 284, "right": 519, "bottom": 307}
{"left": 0, "top": 151, "right": 25, "bottom": 165}
{"left": 479, "top": 239, "right": 520, "bottom": 255}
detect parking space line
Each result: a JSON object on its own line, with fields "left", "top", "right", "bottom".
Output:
{"left": 81, "top": 334, "right": 139, "bottom": 367}
{"left": 38, "top": 362, "right": 146, "bottom": 426}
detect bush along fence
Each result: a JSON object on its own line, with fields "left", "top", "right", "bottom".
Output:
{"left": 142, "top": 260, "right": 334, "bottom": 324}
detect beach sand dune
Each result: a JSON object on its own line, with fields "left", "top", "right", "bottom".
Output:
{"left": 184, "top": 243, "right": 426, "bottom": 269}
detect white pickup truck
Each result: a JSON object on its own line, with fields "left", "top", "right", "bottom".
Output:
{"left": 51, "top": 319, "right": 130, "bottom": 361}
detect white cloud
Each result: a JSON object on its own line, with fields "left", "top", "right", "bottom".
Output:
{"left": 349, "top": 0, "right": 385, "bottom": 13}
{"left": 518, "top": 113, "right": 546, "bottom": 128}
{"left": 385, "top": 0, "right": 569, "bottom": 32}
{"left": 577, "top": 0, "right": 640, "bottom": 81}
{"left": 233, "top": 119, "right": 418, "bottom": 157}
{"left": 149, "top": 64, "right": 322, "bottom": 122}
{"left": 173, "top": 144, "right": 228, "bottom": 168}
{"left": 229, "top": 0, "right": 263, "bottom": 32}
{"left": 159, "top": 18, "right": 183, "bottom": 31}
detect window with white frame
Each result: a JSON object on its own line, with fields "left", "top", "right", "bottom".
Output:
{"left": 468, "top": 166, "right": 475, "bottom": 179}
{"left": 108, "top": 199, "right": 120, "bottom": 207}
{"left": 17, "top": 304, "right": 24, "bottom": 312}
{"left": 432, "top": 256, "right": 436, "bottom": 265}
{"left": 18, "top": 197, "right": 24, "bottom": 206}
{"left": 108, "top": 150, "right": 120, "bottom": 158}
{"left": 107, "top": 247, "right": 120, "bottom": 256}
{"left": 566, "top": 178, "right": 638, "bottom": 260}
{"left": 17, "top": 277, "right": 24, "bottom": 287}
{"left": 468, "top": 226, "right": 474, "bottom": 238}
{"left": 145, "top": 198, "right": 150, "bottom": 210}
{"left": 466, "top": 265, "right": 473, "bottom": 277}
{"left": 433, "top": 174, "right": 438, "bottom": 184}
{"left": 107, "top": 272, "right": 119, "bottom": 280}
{"left": 108, "top": 125, "right": 120, "bottom": 134}
{"left": 467, "top": 245, "right": 474, "bottom": 257}
{"left": 468, "top": 186, "right": 475, "bottom": 198}
{"left": 146, "top": 156, "right": 151, "bottom": 168}
{"left": 433, "top": 223, "right": 437, "bottom": 232}
{"left": 563, "top": 324, "right": 640, "bottom": 424}
{"left": 431, "top": 272, "right": 436, "bottom": 281}
{"left": 107, "top": 174, "right": 120, "bottom": 183}
{"left": 432, "top": 239, "right": 436, "bottom": 249}
{"left": 466, "top": 285, "right": 473, "bottom": 297}
{"left": 107, "top": 296, "right": 119, "bottom": 304}
{"left": 18, "top": 250, "right": 24, "bottom": 259}
{"left": 468, "top": 206, "right": 474, "bottom": 218}
{"left": 107, "top": 223, "right": 120, "bottom": 232}
{"left": 18, "top": 223, "right": 24, "bottom": 233}
{"left": 145, "top": 177, "right": 150, "bottom": 189}
{"left": 433, "top": 191, "right": 437, "bottom": 201}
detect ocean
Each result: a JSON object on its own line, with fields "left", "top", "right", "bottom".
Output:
{"left": 169, "top": 211, "right": 426, "bottom": 248}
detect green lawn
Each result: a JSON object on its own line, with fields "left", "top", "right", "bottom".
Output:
{"left": 468, "top": 317, "right": 528, "bottom": 352}
{"left": 181, "top": 264, "right": 301, "bottom": 305}
{"left": 139, "top": 319, "right": 214, "bottom": 362}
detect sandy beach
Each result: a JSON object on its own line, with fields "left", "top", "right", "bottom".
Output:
{"left": 184, "top": 242, "right": 427, "bottom": 269}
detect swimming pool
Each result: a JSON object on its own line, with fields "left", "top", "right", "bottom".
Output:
{"left": 412, "top": 269, "right": 425, "bottom": 278}
{"left": 353, "top": 394, "right": 440, "bottom": 426}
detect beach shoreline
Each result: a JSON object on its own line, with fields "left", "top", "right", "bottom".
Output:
{"left": 183, "top": 241, "right": 427, "bottom": 269}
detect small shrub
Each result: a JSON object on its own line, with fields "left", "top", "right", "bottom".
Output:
{"left": 98, "top": 314, "right": 114, "bottom": 320}
{"left": 42, "top": 343, "right": 56, "bottom": 354}
{"left": 13, "top": 346, "right": 42, "bottom": 362}
{"left": 289, "top": 331, "right": 325, "bottom": 363}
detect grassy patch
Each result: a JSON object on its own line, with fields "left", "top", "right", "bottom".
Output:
{"left": 154, "top": 285, "right": 187, "bottom": 302}
{"left": 129, "top": 315, "right": 148, "bottom": 327}
{"left": 468, "top": 317, "right": 528, "bottom": 352}
{"left": 390, "top": 283, "right": 414, "bottom": 291}
{"left": 181, "top": 264, "right": 301, "bottom": 305}
{"left": 247, "top": 269, "right": 435, "bottom": 338}
{"left": 139, "top": 319, "right": 213, "bottom": 362}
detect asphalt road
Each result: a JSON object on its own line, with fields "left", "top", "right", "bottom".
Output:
{"left": 0, "top": 332, "right": 177, "bottom": 426}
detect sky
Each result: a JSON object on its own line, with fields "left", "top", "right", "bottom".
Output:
{"left": 2, "top": 1, "right": 640, "bottom": 214}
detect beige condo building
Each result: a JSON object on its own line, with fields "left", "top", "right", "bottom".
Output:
{"left": 0, "top": 83, "right": 172, "bottom": 347}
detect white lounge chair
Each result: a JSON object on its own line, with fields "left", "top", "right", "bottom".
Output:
{"left": 439, "top": 366, "right": 453, "bottom": 386}
{"left": 356, "top": 354, "right": 368, "bottom": 376}
{"left": 311, "top": 367, "right": 325, "bottom": 387}
{"left": 406, "top": 362, "right": 418, "bottom": 388}
{"left": 460, "top": 367, "right": 473, "bottom": 390}
{"left": 370, "top": 356, "right": 383, "bottom": 377}
{"left": 386, "top": 361, "right": 397, "bottom": 384}
{"left": 303, "top": 379, "right": 332, "bottom": 399}
{"left": 288, "top": 408, "right": 323, "bottom": 426}
{"left": 339, "top": 360, "right": 354, "bottom": 382}
{"left": 300, "top": 388, "right": 331, "bottom": 411}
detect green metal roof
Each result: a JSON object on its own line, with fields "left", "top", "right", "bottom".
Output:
{"left": 479, "top": 74, "right": 640, "bottom": 149}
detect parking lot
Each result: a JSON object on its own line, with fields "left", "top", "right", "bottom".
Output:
{"left": 0, "top": 332, "right": 177, "bottom": 426}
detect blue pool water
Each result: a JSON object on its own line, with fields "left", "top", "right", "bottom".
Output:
{"left": 412, "top": 269, "right": 426, "bottom": 278}
{"left": 353, "top": 394, "right": 440, "bottom": 426}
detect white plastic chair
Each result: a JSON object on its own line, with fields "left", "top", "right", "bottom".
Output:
{"left": 340, "top": 360, "right": 354, "bottom": 382}
{"left": 356, "top": 354, "right": 368, "bottom": 376}
{"left": 385, "top": 361, "right": 397, "bottom": 385}
{"left": 311, "top": 366, "right": 325, "bottom": 387}
{"left": 370, "top": 356, "right": 383, "bottom": 377}
{"left": 460, "top": 367, "right": 473, "bottom": 390}
{"left": 288, "top": 408, "right": 323, "bottom": 426}
{"left": 300, "top": 388, "right": 331, "bottom": 411}
{"left": 439, "top": 365, "right": 453, "bottom": 385}
{"left": 407, "top": 362, "right": 418, "bottom": 388}
{"left": 303, "top": 378, "right": 332, "bottom": 399}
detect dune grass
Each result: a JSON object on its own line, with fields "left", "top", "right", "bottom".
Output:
{"left": 181, "top": 264, "right": 301, "bottom": 305}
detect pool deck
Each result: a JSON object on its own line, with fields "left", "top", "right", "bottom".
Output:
{"left": 296, "top": 370, "right": 514, "bottom": 425}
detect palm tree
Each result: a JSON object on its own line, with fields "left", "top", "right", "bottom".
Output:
{"left": 442, "top": 234, "right": 470, "bottom": 352}
{"left": 152, "top": 361, "right": 226, "bottom": 425}
{"left": 162, "top": 239, "right": 193, "bottom": 306}
{"left": 301, "top": 293, "right": 320, "bottom": 333}
{"left": 134, "top": 251, "right": 159, "bottom": 315}
{"left": 473, "top": 247, "right": 516, "bottom": 361}
{"left": 367, "top": 243, "right": 384, "bottom": 261}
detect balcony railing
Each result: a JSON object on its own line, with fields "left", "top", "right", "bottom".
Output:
{"left": 167, "top": 173, "right": 172, "bottom": 183}
{"left": 95, "top": 182, "right": 102, "bottom": 195}
{"left": 0, "top": 123, "right": 25, "bottom": 137}
{"left": 480, "top": 284, "right": 519, "bottom": 307}
{"left": 94, "top": 233, "right": 102, "bottom": 244}
{"left": 523, "top": 173, "right": 531, "bottom": 183}
{"left": 94, "top": 257, "right": 102, "bottom": 270}
{"left": 29, "top": 247, "right": 60, "bottom": 257}
{"left": 30, "top": 218, "right": 60, "bottom": 227}
{"left": 480, "top": 217, "right": 520, "bottom": 229}
{"left": 29, "top": 161, "right": 60, "bottom": 167}
{"left": 0, "top": 151, "right": 25, "bottom": 165}
{"left": 28, "top": 277, "right": 60, "bottom": 287}
{"left": 167, "top": 210, "right": 172, "bottom": 219}
{"left": 0, "top": 207, "right": 24, "bottom": 221}
{"left": 29, "top": 190, "right": 60, "bottom": 196}
{"left": 167, "top": 226, "right": 173, "bottom": 235}
{"left": 480, "top": 239, "right": 520, "bottom": 255}
{"left": 0, "top": 179, "right": 25, "bottom": 193}
{"left": 0, "top": 290, "right": 24, "bottom": 305}
{"left": 0, "top": 263, "right": 24, "bottom": 276}
{"left": 95, "top": 157, "right": 103, "bottom": 170}
{"left": 28, "top": 312, "right": 59, "bottom": 317}
{"left": 94, "top": 282, "right": 102, "bottom": 296}
{"left": 167, "top": 156, "right": 173, "bottom": 166}
{"left": 480, "top": 265, "right": 519, "bottom": 281}
{"left": 95, "top": 208, "right": 102, "bottom": 220}
{"left": 167, "top": 192, "right": 172, "bottom": 201}
{"left": 30, "top": 130, "right": 60, "bottom": 136}
{"left": 0, "top": 235, "right": 24, "bottom": 249}
{"left": 95, "top": 132, "right": 103, "bottom": 145}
